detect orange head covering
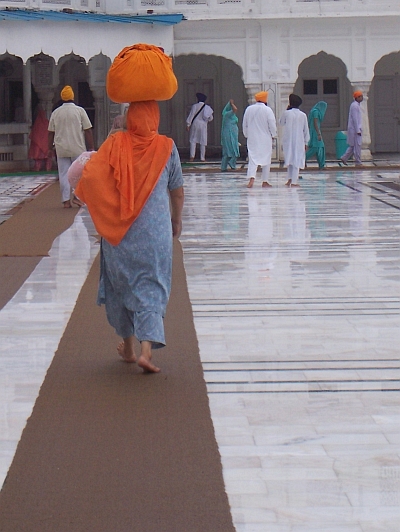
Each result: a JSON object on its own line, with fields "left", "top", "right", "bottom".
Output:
{"left": 353, "top": 90, "right": 363, "bottom": 99}
{"left": 106, "top": 43, "right": 178, "bottom": 103}
{"left": 61, "top": 85, "right": 74, "bottom": 101}
{"left": 255, "top": 91, "right": 268, "bottom": 103}
{"left": 75, "top": 101, "right": 173, "bottom": 245}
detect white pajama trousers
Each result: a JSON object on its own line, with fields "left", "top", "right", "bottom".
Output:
{"left": 190, "top": 142, "right": 206, "bottom": 161}
{"left": 287, "top": 165, "right": 300, "bottom": 184}
{"left": 247, "top": 160, "right": 271, "bottom": 183}
{"left": 57, "top": 156, "right": 77, "bottom": 203}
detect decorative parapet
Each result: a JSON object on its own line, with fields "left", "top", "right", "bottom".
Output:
{"left": 1, "top": 0, "right": 399, "bottom": 17}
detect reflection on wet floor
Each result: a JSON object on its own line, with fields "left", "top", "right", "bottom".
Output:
{"left": 181, "top": 169, "right": 400, "bottom": 531}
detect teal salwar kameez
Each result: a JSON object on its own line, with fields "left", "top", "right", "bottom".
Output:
{"left": 306, "top": 101, "right": 327, "bottom": 169}
{"left": 221, "top": 101, "right": 240, "bottom": 171}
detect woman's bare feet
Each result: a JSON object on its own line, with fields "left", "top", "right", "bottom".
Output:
{"left": 72, "top": 195, "right": 85, "bottom": 207}
{"left": 138, "top": 341, "right": 160, "bottom": 373}
{"left": 117, "top": 336, "right": 137, "bottom": 363}
{"left": 246, "top": 177, "right": 255, "bottom": 188}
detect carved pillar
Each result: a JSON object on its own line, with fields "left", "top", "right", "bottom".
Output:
{"left": 31, "top": 56, "right": 57, "bottom": 118}
{"left": 23, "top": 60, "right": 32, "bottom": 125}
{"left": 244, "top": 84, "right": 262, "bottom": 105}
{"left": 352, "top": 81, "right": 372, "bottom": 160}
{"left": 89, "top": 54, "right": 111, "bottom": 148}
{"left": 91, "top": 86, "right": 108, "bottom": 148}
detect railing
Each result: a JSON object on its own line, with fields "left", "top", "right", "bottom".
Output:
{"left": 0, "top": 0, "right": 398, "bottom": 17}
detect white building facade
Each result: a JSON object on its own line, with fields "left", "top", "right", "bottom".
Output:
{"left": 1, "top": 0, "right": 400, "bottom": 168}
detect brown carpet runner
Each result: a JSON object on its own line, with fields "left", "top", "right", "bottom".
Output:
{"left": 0, "top": 182, "right": 80, "bottom": 310}
{"left": 0, "top": 238, "right": 235, "bottom": 531}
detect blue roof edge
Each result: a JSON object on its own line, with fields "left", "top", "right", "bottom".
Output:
{"left": 0, "top": 9, "right": 185, "bottom": 25}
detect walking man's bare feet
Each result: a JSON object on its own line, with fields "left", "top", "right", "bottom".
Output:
{"left": 285, "top": 179, "right": 292, "bottom": 187}
{"left": 262, "top": 181, "right": 272, "bottom": 188}
{"left": 117, "top": 336, "right": 137, "bottom": 363}
{"left": 63, "top": 200, "right": 72, "bottom": 208}
{"left": 246, "top": 177, "right": 255, "bottom": 188}
{"left": 137, "top": 340, "right": 160, "bottom": 373}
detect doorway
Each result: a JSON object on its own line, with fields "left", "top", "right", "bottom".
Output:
{"left": 184, "top": 79, "right": 215, "bottom": 146}
{"left": 373, "top": 75, "right": 400, "bottom": 152}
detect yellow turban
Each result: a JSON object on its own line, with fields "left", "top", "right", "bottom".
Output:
{"left": 353, "top": 90, "right": 363, "bottom": 99}
{"left": 107, "top": 43, "right": 178, "bottom": 103}
{"left": 61, "top": 86, "right": 74, "bottom": 101}
{"left": 255, "top": 91, "right": 268, "bottom": 103}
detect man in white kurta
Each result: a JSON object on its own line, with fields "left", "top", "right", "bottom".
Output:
{"left": 340, "top": 91, "right": 363, "bottom": 166}
{"left": 242, "top": 91, "right": 277, "bottom": 188}
{"left": 186, "top": 92, "right": 213, "bottom": 162}
{"left": 280, "top": 94, "right": 310, "bottom": 187}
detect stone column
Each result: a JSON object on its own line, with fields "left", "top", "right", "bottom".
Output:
{"left": 244, "top": 84, "right": 262, "bottom": 105}
{"left": 353, "top": 81, "right": 372, "bottom": 160}
{"left": 31, "top": 56, "right": 57, "bottom": 118}
{"left": 89, "top": 54, "right": 111, "bottom": 148}
{"left": 90, "top": 86, "right": 108, "bottom": 148}
{"left": 23, "top": 59, "right": 32, "bottom": 125}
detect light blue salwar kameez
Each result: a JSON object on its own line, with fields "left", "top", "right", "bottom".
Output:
{"left": 97, "top": 144, "right": 183, "bottom": 349}
{"left": 221, "top": 101, "right": 240, "bottom": 171}
{"left": 306, "top": 101, "right": 327, "bottom": 169}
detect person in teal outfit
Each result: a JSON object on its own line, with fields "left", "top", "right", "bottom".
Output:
{"left": 306, "top": 101, "right": 327, "bottom": 169}
{"left": 221, "top": 99, "right": 240, "bottom": 171}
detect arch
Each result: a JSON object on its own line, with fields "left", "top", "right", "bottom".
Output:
{"left": 370, "top": 52, "right": 400, "bottom": 153}
{"left": 292, "top": 51, "right": 352, "bottom": 156}
{"left": 0, "top": 53, "right": 25, "bottom": 123}
{"left": 169, "top": 53, "right": 248, "bottom": 158}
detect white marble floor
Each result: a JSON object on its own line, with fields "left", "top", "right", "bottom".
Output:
{"left": 182, "top": 170, "right": 400, "bottom": 531}
{"left": 1, "top": 169, "right": 400, "bottom": 531}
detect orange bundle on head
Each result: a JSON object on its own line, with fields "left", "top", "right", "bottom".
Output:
{"left": 106, "top": 43, "right": 178, "bottom": 103}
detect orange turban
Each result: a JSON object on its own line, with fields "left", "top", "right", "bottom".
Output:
{"left": 107, "top": 43, "right": 178, "bottom": 103}
{"left": 255, "top": 91, "right": 268, "bottom": 103}
{"left": 75, "top": 101, "right": 173, "bottom": 246}
{"left": 61, "top": 85, "right": 74, "bottom": 101}
{"left": 353, "top": 90, "right": 363, "bottom": 99}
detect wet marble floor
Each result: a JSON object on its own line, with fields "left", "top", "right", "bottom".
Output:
{"left": 1, "top": 169, "right": 400, "bottom": 531}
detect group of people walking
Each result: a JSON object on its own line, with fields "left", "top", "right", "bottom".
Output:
{"left": 186, "top": 88, "right": 364, "bottom": 184}
{"left": 44, "top": 47, "right": 364, "bottom": 373}
{"left": 241, "top": 91, "right": 316, "bottom": 187}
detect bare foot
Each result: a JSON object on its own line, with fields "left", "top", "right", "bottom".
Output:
{"left": 246, "top": 177, "right": 255, "bottom": 188}
{"left": 138, "top": 341, "right": 160, "bottom": 373}
{"left": 72, "top": 195, "right": 85, "bottom": 207}
{"left": 290, "top": 183, "right": 300, "bottom": 187}
{"left": 284, "top": 179, "right": 292, "bottom": 187}
{"left": 262, "top": 181, "right": 272, "bottom": 188}
{"left": 117, "top": 338, "right": 137, "bottom": 363}
{"left": 63, "top": 200, "right": 72, "bottom": 208}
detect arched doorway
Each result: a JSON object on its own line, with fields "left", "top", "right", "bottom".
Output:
{"left": 370, "top": 52, "right": 400, "bottom": 153}
{"left": 293, "top": 51, "right": 352, "bottom": 156}
{"left": 167, "top": 54, "right": 248, "bottom": 159}
{"left": 0, "top": 53, "right": 30, "bottom": 169}
{"left": 56, "top": 54, "right": 93, "bottom": 120}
